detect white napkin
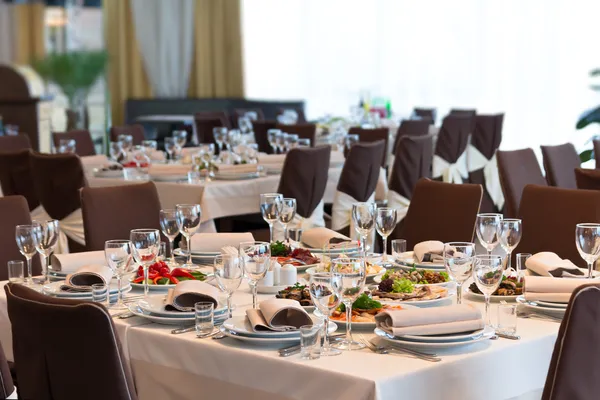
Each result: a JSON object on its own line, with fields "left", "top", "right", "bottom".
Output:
{"left": 258, "top": 154, "right": 286, "bottom": 166}
{"left": 165, "top": 280, "right": 221, "bottom": 312}
{"left": 301, "top": 227, "right": 353, "bottom": 249}
{"left": 526, "top": 252, "right": 586, "bottom": 278}
{"left": 375, "top": 304, "right": 484, "bottom": 337}
{"left": 60, "top": 265, "right": 114, "bottom": 292}
{"left": 413, "top": 240, "right": 445, "bottom": 263}
{"left": 80, "top": 155, "right": 109, "bottom": 166}
{"left": 215, "top": 164, "right": 259, "bottom": 174}
{"left": 246, "top": 298, "right": 312, "bottom": 332}
{"left": 186, "top": 232, "right": 255, "bottom": 253}
{"left": 50, "top": 251, "right": 106, "bottom": 273}
{"left": 148, "top": 150, "right": 166, "bottom": 162}
{"left": 148, "top": 164, "right": 191, "bottom": 176}
{"left": 524, "top": 275, "right": 590, "bottom": 303}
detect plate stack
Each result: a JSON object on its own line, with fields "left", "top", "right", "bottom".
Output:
{"left": 42, "top": 280, "right": 131, "bottom": 300}
{"left": 128, "top": 294, "right": 228, "bottom": 325}
{"left": 516, "top": 296, "right": 567, "bottom": 318}
{"left": 375, "top": 326, "right": 495, "bottom": 350}
{"left": 173, "top": 249, "right": 219, "bottom": 268}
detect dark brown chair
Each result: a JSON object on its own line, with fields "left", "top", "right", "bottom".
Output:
{"left": 348, "top": 127, "right": 389, "bottom": 168}
{"left": 412, "top": 108, "right": 436, "bottom": 123}
{"left": 277, "top": 107, "right": 307, "bottom": 123}
{"left": 252, "top": 120, "right": 277, "bottom": 154}
{"left": 394, "top": 178, "right": 483, "bottom": 249}
{"left": 232, "top": 108, "right": 265, "bottom": 127}
{"left": 517, "top": 185, "right": 600, "bottom": 268}
{"left": 393, "top": 119, "right": 430, "bottom": 154}
{"left": 0, "top": 135, "right": 31, "bottom": 153}
{"left": 575, "top": 168, "right": 600, "bottom": 190}
{"left": 497, "top": 148, "right": 547, "bottom": 218}
{"left": 109, "top": 124, "right": 145, "bottom": 145}
{"left": 276, "top": 123, "right": 317, "bottom": 147}
{"left": 52, "top": 130, "right": 96, "bottom": 156}
{"left": 0, "top": 341, "right": 14, "bottom": 399}
{"left": 0, "top": 150, "right": 39, "bottom": 211}
{"left": 594, "top": 140, "right": 600, "bottom": 169}
{"left": 432, "top": 115, "right": 472, "bottom": 182}
{"left": 449, "top": 108, "right": 477, "bottom": 117}
{"left": 194, "top": 111, "right": 230, "bottom": 145}
{"left": 5, "top": 283, "right": 137, "bottom": 400}
{"left": 540, "top": 143, "right": 580, "bottom": 189}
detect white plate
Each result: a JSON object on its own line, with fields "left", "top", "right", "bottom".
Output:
{"left": 375, "top": 326, "right": 495, "bottom": 350}
{"left": 371, "top": 292, "right": 454, "bottom": 307}
{"left": 219, "top": 318, "right": 337, "bottom": 344}
{"left": 305, "top": 266, "right": 385, "bottom": 280}
{"left": 137, "top": 295, "right": 227, "bottom": 318}
{"left": 300, "top": 243, "right": 362, "bottom": 254}
{"left": 315, "top": 304, "right": 417, "bottom": 329}
{"left": 399, "top": 328, "right": 486, "bottom": 343}
{"left": 533, "top": 300, "right": 568, "bottom": 309}
{"left": 214, "top": 172, "right": 260, "bottom": 180}
{"left": 93, "top": 168, "right": 123, "bottom": 178}
{"left": 126, "top": 304, "right": 228, "bottom": 325}
{"left": 516, "top": 296, "right": 567, "bottom": 317}
{"left": 372, "top": 274, "right": 451, "bottom": 287}
{"left": 466, "top": 289, "right": 519, "bottom": 303}
{"left": 256, "top": 285, "right": 291, "bottom": 294}
{"left": 43, "top": 280, "right": 131, "bottom": 298}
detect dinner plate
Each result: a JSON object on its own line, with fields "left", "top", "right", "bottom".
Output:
{"left": 137, "top": 295, "right": 227, "bottom": 318}
{"left": 214, "top": 172, "right": 260, "bottom": 180}
{"left": 219, "top": 317, "right": 337, "bottom": 344}
{"left": 92, "top": 168, "right": 123, "bottom": 178}
{"left": 533, "top": 299, "right": 569, "bottom": 309}
{"left": 126, "top": 305, "right": 229, "bottom": 325}
{"left": 42, "top": 280, "right": 131, "bottom": 298}
{"left": 399, "top": 328, "right": 486, "bottom": 343}
{"left": 375, "top": 325, "right": 495, "bottom": 350}
{"left": 371, "top": 292, "right": 454, "bottom": 308}
{"left": 516, "top": 296, "right": 566, "bottom": 317}
{"left": 222, "top": 315, "right": 303, "bottom": 338}
{"left": 466, "top": 289, "right": 519, "bottom": 303}
{"left": 305, "top": 266, "right": 385, "bottom": 280}
{"left": 314, "top": 304, "right": 417, "bottom": 329}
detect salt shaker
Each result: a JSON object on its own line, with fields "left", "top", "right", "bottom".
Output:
{"left": 271, "top": 261, "right": 282, "bottom": 286}
{"left": 279, "top": 264, "right": 297, "bottom": 286}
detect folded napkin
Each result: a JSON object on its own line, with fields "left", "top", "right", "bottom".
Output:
{"left": 148, "top": 150, "right": 166, "bottom": 162}
{"left": 413, "top": 240, "right": 444, "bottom": 263}
{"left": 301, "top": 227, "right": 353, "bottom": 249}
{"left": 215, "top": 164, "right": 259, "bottom": 174}
{"left": 375, "top": 304, "right": 484, "bottom": 337}
{"left": 258, "top": 154, "right": 286, "bottom": 166}
{"left": 148, "top": 164, "right": 191, "bottom": 176}
{"left": 80, "top": 155, "right": 109, "bottom": 166}
{"left": 165, "top": 280, "right": 221, "bottom": 312}
{"left": 246, "top": 298, "right": 312, "bottom": 332}
{"left": 51, "top": 251, "right": 106, "bottom": 273}
{"left": 60, "top": 265, "right": 114, "bottom": 293}
{"left": 526, "top": 252, "right": 586, "bottom": 278}
{"left": 187, "top": 232, "right": 255, "bottom": 253}
{"left": 524, "top": 275, "right": 589, "bottom": 303}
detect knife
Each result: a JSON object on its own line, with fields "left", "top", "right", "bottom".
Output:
{"left": 495, "top": 331, "right": 521, "bottom": 340}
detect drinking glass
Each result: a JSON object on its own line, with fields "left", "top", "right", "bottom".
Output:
{"left": 159, "top": 209, "right": 180, "bottom": 267}
{"left": 297, "top": 138, "right": 311, "bottom": 148}
{"left": 7, "top": 260, "right": 24, "bottom": 283}
{"left": 109, "top": 141, "right": 125, "bottom": 162}
{"left": 200, "top": 143, "right": 215, "bottom": 180}
{"left": 288, "top": 227, "right": 303, "bottom": 247}
{"left": 164, "top": 137, "right": 177, "bottom": 162}
{"left": 308, "top": 272, "right": 342, "bottom": 356}
{"left": 498, "top": 218, "right": 522, "bottom": 274}
{"left": 238, "top": 116, "right": 253, "bottom": 136}
{"left": 476, "top": 213, "right": 502, "bottom": 255}
{"left": 92, "top": 283, "right": 108, "bottom": 304}
{"left": 260, "top": 193, "right": 283, "bottom": 243}
{"left": 300, "top": 325, "right": 322, "bottom": 360}
{"left": 331, "top": 257, "right": 366, "bottom": 350}
{"left": 32, "top": 220, "right": 59, "bottom": 284}
{"left": 267, "top": 129, "right": 282, "bottom": 153}
{"left": 473, "top": 254, "right": 504, "bottom": 326}
{"left": 213, "top": 127, "right": 228, "bottom": 153}
{"left": 443, "top": 242, "right": 476, "bottom": 304}
{"left": 279, "top": 198, "right": 297, "bottom": 243}
{"left": 187, "top": 170, "right": 202, "bottom": 184}
{"left": 173, "top": 130, "right": 188, "bottom": 148}
{"left": 141, "top": 140, "right": 158, "bottom": 153}
{"left": 175, "top": 204, "right": 202, "bottom": 268}
{"left": 15, "top": 224, "right": 39, "bottom": 285}
{"left": 285, "top": 134, "right": 299, "bottom": 151}
{"left": 352, "top": 202, "right": 376, "bottom": 254}
{"left": 575, "top": 223, "right": 600, "bottom": 278}
{"left": 375, "top": 207, "right": 398, "bottom": 262}
{"left": 105, "top": 240, "right": 133, "bottom": 309}
{"left": 276, "top": 133, "right": 287, "bottom": 153}
{"left": 58, "top": 139, "right": 76, "bottom": 154}
{"left": 213, "top": 254, "right": 244, "bottom": 318}
{"left": 244, "top": 111, "right": 259, "bottom": 121}
{"left": 130, "top": 229, "right": 161, "bottom": 298}
{"left": 515, "top": 253, "right": 532, "bottom": 279}
{"left": 345, "top": 134, "right": 359, "bottom": 150}
{"left": 118, "top": 134, "right": 133, "bottom": 153}
{"left": 497, "top": 304, "right": 518, "bottom": 335}
{"left": 391, "top": 239, "right": 407, "bottom": 261}
{"left": 239, "top": 241, "right": 271, "bottom": 309}
{"left": 195, "top": 302, "right": 214, "bottom": 336}
{"left": 228, "top": 129, "right": 241, "bottom": 150}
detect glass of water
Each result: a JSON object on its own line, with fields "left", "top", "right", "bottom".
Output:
{"left": 391, "top": 239, "right": 407, "bottom": 261}
{"left": 195, "top": 302, "right": 214, "bottom": 336}
{"left": 497, "top": 303, "right": 518, "bottom": 335}
{"left": 473, "top": 255, "right": 504, "bottom": 327}
{"left": 8, "top": 260, "right": 24, "bottom": 283}
{"left": 443, "top": 242, "right": 476, "bottom": 305}
{"left": 300, "top": 324, "right": 322, "bottom": 360}
{"left": 515, "top": 253, "right": 532, "bottom": 279}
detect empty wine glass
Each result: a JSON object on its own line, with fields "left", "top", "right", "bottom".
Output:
{"left": 109, "top": 141, "right": 125, "bottom": 162}
{"left": 345, "top": 134, "right": 359, "bottom": 150}
{"left": 238, "top": 116, "right": 253, "bottom": 135}
{"left": 276, "top": 133, "right": 287, "bottom": 153}
{"left": 176, "top": 204, "right": 202, "bottom": 268}
{"left": 159, "top": 209, "right": 179, "bottom": 267}
{"left": 331, "top": 257, "right": 366, "bottom": 350}
{"left": 239, "top": 241, "right": 271, "bottom": 309}
{"left": 228, "top": 130, "right": 241, "bottom": 150}
{"left": 279, "top": 198, "right": 297, "bottom": 243}
{"left": 58, "top": 139, "right": 76, "bottom": 154}
{"left": 575, "top": 223, "right": 600, "bottom": 278}
{"left": 309, "top": 272, "right": 342, "bottom": 357}
{"left": 267, "top": 129, "right": 282, "bottom": 153}
{"left": 213, "top": 127, "right": 228, "bottom": 153}
{"left": 375, "top": 207, "right": 398, "bottom": 262}
{"left": 476, "top": 213, "right": 503, "bottom": 255}
{"left": 15, "top": 224, "right": 40, "bottom": 285}
{"left": 105, "top": 240, "right": 133, "bottom": 309}
{"left": 173, "top": 130, "right": 188, "bottom": 148}
{"left": 164, "top": 137, "right": 177, "bottom": 162}
{"left": 260, "top": 193, "right": 283, "bottom": 243}
{"left": 285, "top": 134, "right": 299, "bottom": 151}
{"left": 352, "top": 202, "right": 376, "bottom": 254}
{"left": 443, "top": 242, "right": 476, "bottom": 304}
{"left": 498, "top": 218, "right": 522, "bottom": 274}
{"left": 118, "top": 134, "right": 133, "bottom": 153}
{"left": 130, "top": 229, "right": 160, "bottom": 298}
{"left": 473, "top": 255, "right": 504, "bottom": 326}
{"left": 141, "top": 140, "right": 158, "bottom": 154}
{"left": 200, "top": 143, "right": 215, "bottom": 180}
{"left": 32, "top": 220, "right": 59, "bottom": 284}
{"left": 297, "top": 138, "right": 311, "bottom": 148}
{"left": 214, "top": 254, "right": 244, "bottom": 318}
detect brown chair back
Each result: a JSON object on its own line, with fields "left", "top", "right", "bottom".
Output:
{"left": 52, "top": 130, "right": 96, "bottom": 156}
{"left": 0, "top": 341, "right": 14, "bottom": 400}
{"left": 540, "top": 143, "right": 580, "bottom": 189}
{"left": 393, "top": 119, "right": 430, "bottom": 154}
{"left": 348, "top": 127, "right": 389, "bottom": 168}
{"left": 276, "top": 123, "right": 317, "bottom": 147}
{"left": 109, "top": 124, "right": 145, "bottom": 145}
{"left": 277, "top": 107, "right": 307, "bottom": 123}
{"left": 337, "top": 141, "right": 385, "bottom": 202}
{"left": 5, "top": 283, "right": 137, "bottom": 400}
{"left": 449, "top": 108, "right": 477, "bottom": 117}
{"left": 594, "top": 140, "right": 600, "bottom": 169}
{"left": 389, "top": 135, "right": 433, "bottom": 199}
{"left": 277, "top": 146, "right": 330, "bottom": 218}
{"left": 434, "top": 115, "right": 472, "bottom": 166}
{"left": 575, "top": 168, "right": 600, "bottom": 190}
{"left": 194, "top": 112, "right": 230, "bottom": 145}
{"left": 0, "top": 150, "right": 39, "bottom": 211}
{"left": 0, "top": 135, "right": 31, "bottom": 153}
{"left": 412, "top": 108, "right": 436, "bottom": 123}
{"left": 497, "top": 148, "right": 547, "bottom": 218}
{"left": 232, "top": 108, "right": 265, "bottom": 127}
{"left": 252, "top": 120, "right": 277, "bottom": 154}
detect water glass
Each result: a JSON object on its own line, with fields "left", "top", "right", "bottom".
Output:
{"left": 575, "top": 223, "right": 600, "bottom": 278}
{"left": 276, "top": 132, "right": 287, "bottom": 153}
{"left": 498, "top": 218, "right": 522, "bottom": 273}
{"left": 130, "top": 229, "right": 161, "bottom": 298}
{"left": 375, "top": 207, "right": 398, "bottom": 262}
{"left": 300, "top": 324, "right": 322, "bottom": 360}
{"left": 260, "top": 193, "right": 283, "bottom": 243}
{"left": 352, "top": 202, "right": 376, "bottom": 254}
{"left": 308, "top": 272, "right": 341, "bottom": 357}
{"left": 7, "top": 261, "right": 24, "bottom": 283}
{"left": 331, "top": 258, "right": 366, "bottom": 351}
{"left": 267, "top": 129, "right": 282, "bottom": 153}
{"left": 175, "top": 204, "right": 202, "bottom": 268}
{"left": 497, "top": 303, "right": 518, "bottom": 335}
{"left": 92, "top": 283, "right": 108, "bottom": 304}
{"left": 173, "top": 130, "right": 188, "bottom": 148}
{"left": 195, "top": 302, "right": 215, "bottom": 336}
{"left": 391, "top": 239, "right": 407, "bottom": 261}
{"left": 279, "top": 198, "right": 297, "bottom": 243}
{"left": 118, "top": 134, "right": 133, "bottom": 153}
{"left": 288, "top": 227, "right": 303, "bottom": 247}
{"left": 105, "top": 240, "right": 133, "bottom": 309}
{"left": 240, "top": 241, "right": 271, "bottom": 309}
{"left": 473, "top": 255, "right": 504, "bottom": 326}
{"left": 476, "top": 213, "right": 502, "bottom": 255}
{"left": 109, "top": 141, "right": 125, "bottom": 162}
{"left": 443, "top": 242, "right": 476, "bottom": 304}
{"left": 159, "top": 209, "right": 179, "bottom": 267}
{"left": 515, "top": 253, "right": 532, "bottom": 279}
{"left": 213, "top": 127, "right": 228, "bottom": 152}
{"left": 187, "top": 170, "right": 202, "bottom": 184}
{"left": 164, "top": 137, "right": 177, "bottom": 162}
{"left": 214, "top": 254, "right": 244, "bottom": 318}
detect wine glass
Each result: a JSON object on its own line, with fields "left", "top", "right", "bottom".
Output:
{"left": 267, "top": 129, "right": 282, "bottom": 153}
{"left": 331, "top": 257, "right": 366, "bottom": 350}
{"left": 175, "top": 204, "right": 202, "bottom": 268}
{"left": 164, "top": 137, "right": 177, "bottom": 162}
{"left": 239, "top": 241, "right": 271, "bottom": 309}
{"left": 575, "top": 223, "right": 600, "bottom": 278}
{"left": 32, "top": 220, "right": 59, "bottom": 284}
{"left": 244, "top": 111, "right": 259, "bottom": 121}
{"left": 345, "top": 134, "right": 359, "bottom": 150}
{"left": 213, "top": 127, "right": 228, "bottom": 153}
{"left": 173, "top": 130, "right": 188, "bottom": 148}
{"left": 352, "top": 202, "right": 376, "bottom": 254}
{"left": 443, "top": 242, "right": 475, "bottom": 304}
{"left": 238, "top": 117, "right": 253, "bottom": 140}
{"left": 200, "top": 143, "right": 215, "bottom": 180}
{"left": 279, "top": 198, "right": 297, "bottom": 244}
{"left": 130, "top": 229, "right": 161, "bottom": 298}
{"left": 498, "top": 218, "right": 522, "bottom": 274}
{"left": 476, "top": 213, "right": 503, "bottom": 255}
{"left": 473, "top": 255, "right": 504, "bottom": 326}
{"left": 118, "top": 134, "right": 133, "bottom": 153}
{"left": 58, "top": 139, "right": 76, "bottom": 154}
{"left": 375, "top": 207, "right": 398, "bottom": 262}
{"left": 109, "top": 141, "right": 125, "bottom": 162}
{"left": 104, "top": 240, "right": 134, "bottom": 309}
{"left": 213, "top": 254, "right": 244, "bottom": 318}
{"left": 228, "top": 129, "right": 241, "bottom": 150}
{"left": 297, "top": 138, "right": 311, "bottom": 148}
{"left": 285, "top": 134, "right": 299, "bottom": 151}
{"left": 159, "top": 209, "right": 179, "bottom": 267}
{"left": 276, "top": 133, "right": 287, "bottom": 153}
{"left": 141, "top": 140, "right": 158, "bottom": 154}
{"left": 15, "top": 224, "right": 40, "bottom": 285}
{"left": 260, "top": 193, "right": 283, "bottom": 243}
{"left": 309, "top": 272, "right": 342, "bottom": 356}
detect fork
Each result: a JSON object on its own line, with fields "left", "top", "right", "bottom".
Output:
{"left": 358, "top": 335, "right": 442, "bottom": 362}
{"left": 358, "top": 336, "right": 388, "bottom": 354}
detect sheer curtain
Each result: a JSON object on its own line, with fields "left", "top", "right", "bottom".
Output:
{"left": 242, "top": 0, "right": 600, "bottom": 150}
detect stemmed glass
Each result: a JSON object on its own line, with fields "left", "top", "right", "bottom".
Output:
{"left": 285, "top": 134, "right": 299, "bottom": 151}
{"left": 109, "top": 141, "right": 125, "bottom": 162}
{"left": 276, "top": 133, "right": 287, "bottom": 153}
{"left": 267, "top": 129, "right": 282, "bottom": 153}
{"left": 228, "top": 130, "right": 241, "bottom": 150}
{"left": 375, "top": 207, "right": 398, "bottom": 262}
{"left": 200, "top": 143, "right": 215, "bottom": 180}
{"left": 213, "top": 127, "right": 228, "bottom": 153}
{"left": 345, "top": 134, "right": 359, "bottom": 150}
{"left": 239, "top": 241, "right": 271, "bottom": 309}
{"left": 118, "top": 134, "right": 133, "bottom": 153}
{"left": 104, "top": 240, "right": 134, "bottom": 309}
{"left": 498, "top": 218, "right": 522, "bottom": 274}
{"left": 575, "top": 223, "right": 600, "bottom": 278}
{"left": 279, "top": 198, "right": 297, "bottom": 243}
{"left": 443, "top": 242, "right": 475, "bottom": 304}
{"left": 173, "top": 130, "right": 188, "bottom": 148}
{"left": 309, "top": 272, "right": 342, "bottom": 357}
{"left": 58, "top": 139, "right": 76, "bottom": 154}
{"left": 260, "top": 193, "right": 283, "bottom": 243}
{"left": 473, "top": 255, "right": 504, "bottom": 326}
{"left": 213, "top": 254, "right": 244, "bottom": 318}
{"left": 15, "top": 224, "right": 40, "bottom": 285}
{"left": 476, "top": 213, "right": 503, "bottom": 255}
{"left": 164, "top": 137, "right": 177, "bottom": 162}
{"left": 129, "top": 229, "right": 161, "bottom": 298}
{"left": 141, "top": 140, "right": 158, "bottom": 154}
{"left": 352, "top": 202, "right": 376, "bottom": 255}
{"left": 159, "top": 209, "right": 180, "bottom": 267}
{"left": 32, "top": 220, "right": 59, "bottom": 284}
{"left": 176, "top": 204, "right": 202, "bottom": 268}
{"left": 331, "top": 257, "right": 366, "bottom": 350}
{"left": 238, "top": 117, "right": 253, "bottom": 143}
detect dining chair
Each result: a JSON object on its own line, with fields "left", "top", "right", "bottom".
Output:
{"left": 449, "top": 108, "right": 477, "bottom": 117}
{"left": 0, "top": 341, "right": 15, "bottom": 400}
{"left": 52, "top": 130, "right": 96, "bottom": 156}
{"left": 252, "top": 120, "right": 277, "bottom": 154}
{"left": 0, "top": 135, "right": 31, "bottom": 153}
{"left": 392, "top": 119, "right": 430, "bottom": 154}
{"left": 0, "top": 150, "right": 39, "bottom": 211}
{"left": 575, "top": 168, "right": 600, "bottom": 190}
{"left": 348, "top": 127, "right": 389, "bottom": 168}
{"left": 277, "top": 107, "right": 307, "bottom": 123}
{"left": 594, "top": 140, "right": 600, "bottom": 169}
{"left": 194, "top": 111, "right": 230, "bottom": 145}
{"left": 540, "top": 143, "right": 580, "bottom": 189}
{"left": 412, "top": 107, "right": 436, "bottom": 123}
{"left": 276, "top": 123, "right": 317, "bottom": 147}
{"left": 4, "top": 283, "right": 138, "bottom": 400}
{"left": 432, "top": 114, "right": 472, "bottom": 184}
{"left": 109, "top": 124, "right": 146, "bottom": 145}
{"left": 496, "top": 148, "right": 547, "bottom": 218}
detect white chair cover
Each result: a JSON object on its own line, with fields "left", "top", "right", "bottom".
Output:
{"left": 386, "top": 190, "right": 410, "bottom": 223}
{"left": 467, "top": 144, "right": 505, "bottom": 210}
{"left": 432, "top": 151, "right": 468, "bottom": 184}
{"left": 30, "top": 206, "right": 85, "bottom": 254}
{"left": 375, "top": 167, "right": 389, "bottom": 201}
{"left": 331, "top": 191, "right": 375, "bottom": 249}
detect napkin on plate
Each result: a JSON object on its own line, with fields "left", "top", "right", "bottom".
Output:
{"left": 301, "top": 227, "right": 354, "bottom": 249}
{"left": 524, "top": 275, "right": 589, "bottom": 303}
{"left": 60, "top": 265, "right": 114, "bottom": 293}
{"left": 526, "top": 252, "right": 587, "bottom": 278}
{"left": 148, "top": 164, "right": 190, "bottom": 176}
{"left": 186, "top": 232, "right": 255, "bottom": 253}
{"left": 215, "top": 164, "right": 259, "bottom": 174}
{"left": 413, "top": 241, "right": 444, "bottom": 263}
{"left": 246, "top": 298, "right": 312, "bottom": 332}
{"left": 374, "top": 304, "right": 484, "bottom": 337}
{"left": 51, "top": 251, "right": 106, "bottom": 273}
{"left": 257, "top": 154, "right": 286, "bottom": 166}
{"left": 164, "top": 280, "right": 221, "bottom": 312}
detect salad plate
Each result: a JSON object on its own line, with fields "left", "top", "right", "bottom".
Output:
{"left": 43, "top": 280, "right": 131, "bottom": 298}
{"left": 516, "top": 296, "right": 566, "bottom": 318}
{"left": 375, "top": 326, "right": 495, "bottom": 350}
{"left": 137, "top": 294, "right": 227, "bottom": 318}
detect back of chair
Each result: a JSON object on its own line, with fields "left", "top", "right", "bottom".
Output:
{"left": 52, "top": 130, "right": 96, "bottom": 156}
{"left": 277, "top": 146, "right": 330, "bottom": 218}
{"left": 389, "top": 135, "right": 433, "bottom": 200}
{"left": 194, "top": 112, "right": 230, "bottom": 145}
{"left": 348, "top": 127, "right": 389, "bottom": 168}
{"left": 541, "top": 143, "right": 580, "bottom": 189}
{"left": 81, "top": 182, "right": 163, "bottom": 251}
{"left": 575, "top": 168, "right": 600, "bottom": 190}
{"left": 0, "top": 341, "right": 14, "bottom": 400}
{"left": 5, "top": 283, "right": 137, "bottom": 400}
{"left": 109, "top": 124, "right": 145, "bottom": 145}
{"left": 449, "top": 108, "right": 477, "bottom": 117}
{"left": 594, "top": 140, "right": 600, "bottom": 170}
{"left": 497, "top": 148, "right": 547, "bottom": 218}
{"left": 232, "top": 108, "right": 265, "bottom": 127}
{"left": 277, "top": 107, "right": 307, "bottom": 123}
{"left": 252, "top": 120, "right": 277, "bottom": 154}
{"left": 0, "top": 150, "right": 39, "bottom": 211}
{"left": 0, "top": 135, "right": 31, "bottom": 153}
{"left": 276, "top": 123, "right": 317, "bottom": 147}
{"left": 393, "top": 119, "right": 430, "bottom": 154}
{"left": 337, "top": 141, "right": 385, "bottom": 202}
{"left": 432, "top": 115, "right": 472, "bottom": 183}
{"left": 412, "top": 108, "right": 436, "bottom": 123}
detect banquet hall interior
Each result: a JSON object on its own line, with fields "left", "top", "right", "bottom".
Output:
{"left": 1, "top": 0, "right": 600, "bottom": 399}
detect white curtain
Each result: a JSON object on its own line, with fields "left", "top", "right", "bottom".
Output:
{"left": 0, "top": 2, "right": 14, "bottom": 64}
{"left": 131, "top": 0, "right": 194, "bottom": 97}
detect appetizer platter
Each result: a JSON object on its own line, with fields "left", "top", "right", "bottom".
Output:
{"left": 467, "top": 276, "right": 523, "bottom": 302}
{"left": 129, "top": 261, "right": 207, "bottom": 290}
{"left": 275, "top": 283, "right": 313, "bottom": 306}
{"left": 306, "top": 257, "right": 385, "bottom": 280}
{"left": 323, "top": 293, "right": 415, "bottom": 328}
{"left": 270, "top": 241, "right": 320, "bottom": 271}
{"left": 370, "top": 274, "right": 451, "bottom": 306}
{"left": 374, "top": 267, "right": 450, "bottom": 286}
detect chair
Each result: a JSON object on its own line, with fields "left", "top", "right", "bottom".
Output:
{"left": 4, "top": 283, "right": 137, "bottom": 400}
{"left": 0, "top": 135, "right": 31, "bottom": 153}
{"left": 392, "top": 119, "right": 430, "bottom": 154}
{"left": 0, "top": 341, "right": 15, "bottom": 400}
{"left": 517, "top": 185, "right": 600, "bottom": 268}
{"left": 194, "top": 111, "right": 230, "bottom": 146}
{"left": 348, "top": 127, "right": 389, "bottom": 168}
{"left": 109, "top": 124, "right": 145, "bottom": 145}
{"left": 0, "top": 196, "right": 42, "bottom": 280}
{"left": 594, "top": 140, "right": 600, "bottom": 169}
{"left": 276, "top": 123, "right": 317, "bottom": 147}
{"left": 52, "top": 130, "right": 96, "bottom": 156}
{"left": 277, "top": 107, "right": 307, "bottom": 123}
{"left": 449, "top": 108, "right": 477, "bottom": 117}
{"left": 252, "top": 120, "right": 277, "bottom": 154}
{"left": 432, "top": 115, "right": 472, "bottom": 183}
{"left": 575, "top": 168, "right": 600, "bottom": 190}
{"left": 0, "top": 150, "right": 39, "bottom": 211}
{"left": 232, "top": 108, "right": 265, "bottom": 127}
{"left": 541, "top": 143, "right": 580, "bottom": 189}
{"left": 497, "top": 148, "right": 547, "bottom": 218}
{"left": 412, "top": 108, "right": 436, "bottom": 123}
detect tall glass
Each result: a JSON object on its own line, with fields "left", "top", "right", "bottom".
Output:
{"left": 32, "top": 220, "right": 60, "bottom": 284}
{"left": 476, "top": 213, "right": 502, "bottom": 255}
{"left": 267, "top": 129, "right": 282, "bottom": 153}
{"left": 497, "top": 218, "right": 522, "bottom": 274}
{"left": 331, "top": 258, "right": 366, "bottom": 351}
{"left": 473, "top": 255, "right": 504, "bottom": 326}
{"left": 309, "top": 272, "right": 342, "bottom": 356}
{"left": 239, "top": 241, "right": 271, "bottom": 309}
{"left": 109, "top": 141, "right": 125, "bottom": 162}
{"left": 164, "top": 137, "right": 177, "bottom": 162}
{"left": 105, "top": 240, "right": 134, "bottom": 309}
{"left": 515, "top": 253, "right": 532, "bottom": 279}
{"left": 15, "top": 224, "right": 40, "bottom": 285}
{"left": 213, "top": 254, "right": 244, "bottom": 318}
{"left": 279, "top": 198, "right": 297, "bottom": 243}
{"left": 213, "top": 127, "right": 228, "bottom": 153}
{"left": 443, "top": 242, "right": 475, "bottom": 304}
{"left": 159, "top": 209, "right": 180, "bottom": 267}
{"left": 175, "top": 204, "right": 202, "bottom": 268}
{"left": 130, "top": 229, "right": 161, "bottom": 298}
{"left": 173, "top": 130, "right": 188, "bottom": 148}
{"left": 375, "top": 207, "right": 398, "bottom": 262}
{"left": 575, "top": 223, "right": 600, "bottom": 278}
{"left": 352, "top": 202, "right": 376, "bottom": 255}
{"left": 260, "top": 193, "right": 283, "bottom": 243}
{"left": 118, "top": 134, "right": 133, "bottom": 153}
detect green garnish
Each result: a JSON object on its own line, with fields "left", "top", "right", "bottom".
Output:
{"left": 270, "top": 241, "right": 289, "bottom": 257}
{"left": 381, "top": 270, "right": 391, "bottom": 280}
{"left": 339, "top": 293, "right": 382, "bottom": 312}
{"left": 392, "top": 278, "right": 415, "bottom": 293}
{"left": 439, "top": 271, "right": 449, "bottom": 281}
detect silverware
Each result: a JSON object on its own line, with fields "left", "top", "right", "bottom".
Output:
{"left": 171, "top": 326, "right": 195, "bottom": 335}
{"left": 360, "top": 335, "right": 442, "bottom": 362}
{"left": 278, "top": 334, "right": 345, "bottom": 355}
{"left": 518, "top": 312, "right": 562, "bottom": 322}
{"left": 495, "top": 331, "right": 521, "bottom": 340}
{"left": 117, "top": 312, "right": 136, "bottom": 319}
{"left": 197, "top": 329, "right": 222, "bottom": 339}
{"left": 358, "top": 336, "right": 388, "bottom": 354}
{"left": 212, "top": 333, "right": 227, "bottom": 340}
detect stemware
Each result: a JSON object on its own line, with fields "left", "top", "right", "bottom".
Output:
{"left": 276, "top": 133, "right": 287, "bottom": 153}
{"left": 159, "top": 209, "right": 180, "bottom": 267}
{"left": 375, "top": 207, "right": 398, "bottom": 262}
{"left": 238, "top": 116, "right": 253, "bottom": 136}
{"left": 498, "top": 218, "right": 522, "bottom": 274}
{"left": 244, "top": 111, "right": 259, "bottom": 121}
{"left": 15, "top": 224, "right": 40, "bottom": 285}
{"left": 200, "top": 143, "right": 215, "bottom": 180}
{"left": 164, "top": 137, "right": 177, "bottom": 162}
{"left": 213, "top": 127, "right": 228, "bottom": 153}
{"left": 130, "top": 229, "right": 161, "bottom": 298}
{"left": 476, "top": 213, "right": 503, "bottom": 255}
{"left": 260, "top": 193, "right": 283, "bottom": 243}
{"left": 213, "top": 254, "right": 244, "bottom": 318}
{"left": 352, "top": 202, "right": 376, "bottom": 254}
{"left": 118, "top": 134, "right": 133, "bottom": 153}
{"left": 443, "top": 242, "right": 476, "bottom": 304}
{"left": 473, "top": 255, "right": 504, "bottom": 326}
{"left": 575, "top": 223, "right": 600, "bottom": 278}
{"left": 228, "top": 130, "right": 241, "bottom": 150}
{"left": 331, "top": 257, "right": 366, "bottom": 350}
{"left": 239, "top": 241, "right": 271, "bottom": 309}
{"left": 345, "top": 134, "right": 359, "bottom": 150}
{"left": 308, "top": 272, "right": 342, "bottom": 357}
{"left": 141, "top": 140, "right": 158, "bottom": 153}
{"left": 285, "top": 134, "right": 299, "bottom": 151}
{"left": 176, "top": 204, "right": 202, "bottom": 268}
{"left": 297, "top": 138, "right": 311, "bottom": 148}
{"left": 279, "top": 198, "right": 297, "bottom": 243}
{"left": 104, "top": 240, "right": 134, "bottom": 309}
{"left": 267, "top": 129, "right": 282, "bottom": 153}
{"left": 58, "top": 139, "right": 76, "bottom": 154}
{"left": 173, "top": 130, "right": 188, "bottom": 148}
{"left": 32, "top": 220, "right": 60, "bottom": 284}
{"left": 109, "top": 141, "right": 125, "bottom": 162}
